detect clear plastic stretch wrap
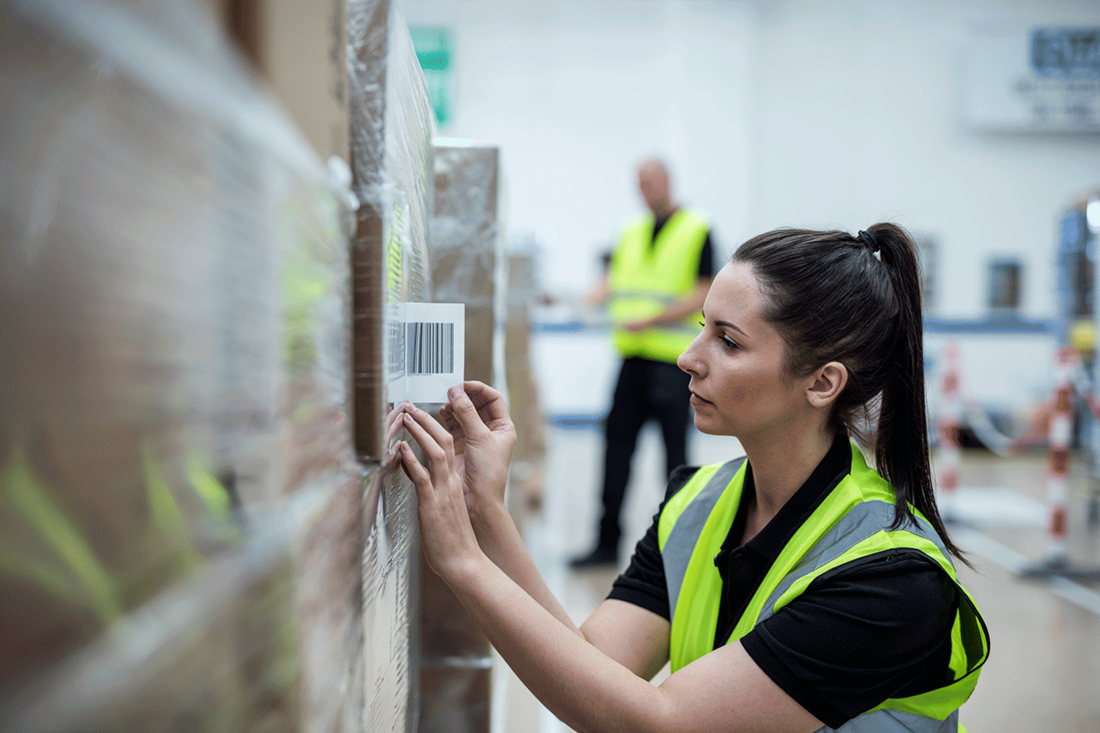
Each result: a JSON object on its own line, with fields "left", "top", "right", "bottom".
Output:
{"left": 349, "top": 0, "right": 434, "bottom": 732}
{"left": 0, "top": 0, "right": 433, "bottom": 732}
{"left": 420, "top": 141, "right": 504, "bottom": 733}
{"left": 429, "top": 141, "right": 502, "bottom": 386}
{"left": 349, "top": 0, "right": 434, "bottom": 459}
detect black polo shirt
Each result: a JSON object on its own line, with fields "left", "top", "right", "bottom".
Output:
{"left": 608, "top": 433, "right": 959, "bottom": 728}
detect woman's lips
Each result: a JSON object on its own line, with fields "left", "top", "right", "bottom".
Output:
{"left": 689, "top": 391, "right": 713, "bottom": 407}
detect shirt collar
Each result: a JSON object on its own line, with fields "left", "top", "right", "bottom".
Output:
{"left": 724, "top": 430, "right": 853, "bottom": 560}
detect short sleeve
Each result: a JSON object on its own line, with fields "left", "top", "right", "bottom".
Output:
{"left": 740, "top": 550, "right": 959, "bottom": 729}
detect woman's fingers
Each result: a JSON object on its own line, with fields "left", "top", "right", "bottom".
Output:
{"left": 446, "top": 385, "right": 492, "bottom": 440}
{"left": 405, "top": 404, "right": 456, "bottom": 452}
{"left": 397, "top": 441, "right": 432, "bottom": 495}
{"left": 384, "top": 402, "right": 409, "bottom": 462}
{"left": 438, "top": 402, "right": 456, "bottom": 428}
{"left": 462, "top": 381, "right": 512, "bottom": 427}
{"left": 402, "top": 411, "right": 454, "bottom": 472}
{"left": 438, "top": 403, "right": 463, "bottom": 437}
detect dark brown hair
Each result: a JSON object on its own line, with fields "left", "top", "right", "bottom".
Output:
{"left": 733, "top": 223, "right": 964, "bottom": 561}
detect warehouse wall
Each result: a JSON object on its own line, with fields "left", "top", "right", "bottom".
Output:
{"left": 402, "top": 0, "right": 755, "bottom": 288}
{"left": 404, "top": 0, "right": 1099, "bottom": 313}
{"left": 749, "top": 0, "right": 1100, "bottom": 318}
{"left": 403, "top": 0, "right": 1100, "bottom": 420}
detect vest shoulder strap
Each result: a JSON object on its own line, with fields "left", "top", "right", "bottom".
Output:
{"left": 660, "top": 456, "right": 746, "bottom": 619}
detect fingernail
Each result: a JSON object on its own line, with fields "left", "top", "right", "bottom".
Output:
{"left": 448, "top": 385, "right": 461, "bottom": 399}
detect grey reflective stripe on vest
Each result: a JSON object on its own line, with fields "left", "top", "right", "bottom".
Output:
{"left": 756, "top": 499, "right": 950, "bottom": 625}
{"left": 664, "top": 457, "right": 746, "bottom": 618}
{"left": 610, "top": 290, "right": 683, "bottom": 303}
{"left": 816, "top": 709, "right": 958, "bottom": 733}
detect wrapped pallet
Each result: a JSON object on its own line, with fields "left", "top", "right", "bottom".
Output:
{"left": 505, "top": 252, "right": 548, "bottom": 513}
{"left": 0, "top": 0, "right": 434, "bottom": 732}
{"left": 0, "top": 0, "right": 345, "bottom": 730}
{"left": 348, "top": 0, "right": 434, "bottom": 731}
{"left": 419, "top": 140, "right": 504, "bottom": 733}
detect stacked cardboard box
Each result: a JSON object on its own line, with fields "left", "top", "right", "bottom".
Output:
{"left": 0, "top": 1, "right": 336, "bottom": 729}
{"left": 505, "top": 253, "right": 549, "bottom": 513}
{"left": 0, "top": 1, "right": 434, "bottom": 732}
{"left": 213, "top": 0, "right": 350, "bottom": 163}
{"left": 419, "top": 141, "right": 505, "bottom": 733}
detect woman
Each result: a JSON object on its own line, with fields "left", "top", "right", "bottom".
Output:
{"left": 393, "top": 223, "right": 989, "bottom": 733}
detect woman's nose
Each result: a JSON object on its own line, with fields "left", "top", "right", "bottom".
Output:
{"left": 677, "top": 336, "right": 704, "bottom": 377}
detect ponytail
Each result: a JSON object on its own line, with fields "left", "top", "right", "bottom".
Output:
{"left": 734, "top": 223, "right": 967, "bottom": 562}
{"left": 866, "top": 224, "right": 965, "bottom": 562}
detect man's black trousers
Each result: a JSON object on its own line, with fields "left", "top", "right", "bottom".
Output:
{"left": 597, "top": 356, "right": 693, "bottom": 552}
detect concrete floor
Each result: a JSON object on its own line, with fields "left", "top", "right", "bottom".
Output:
{"left": 492, "top": 426, "right": 1100, "bottom": 733}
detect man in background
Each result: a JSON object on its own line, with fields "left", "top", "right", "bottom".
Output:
{"left": 572, "top": 159, "right": 716, "bottom": 567}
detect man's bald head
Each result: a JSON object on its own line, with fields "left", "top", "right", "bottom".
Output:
{"left": 637, "top": 159, "right": 674, "bottom": 217}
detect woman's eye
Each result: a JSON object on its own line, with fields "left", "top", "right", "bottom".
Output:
{"left": 697, "top": 320, "right": 706, "bottom": 329}
{"left": 721, "top": 336, "right": 739, "bottom": 351}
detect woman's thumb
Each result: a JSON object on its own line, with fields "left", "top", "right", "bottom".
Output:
{"left": 447, "top": 385, "right": 489, "bottom": 438}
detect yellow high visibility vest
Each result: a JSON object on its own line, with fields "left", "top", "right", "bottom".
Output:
{"left": 658, "top": 443, "right": 989, "bottom": 732}
{"left": 607, "top": 209, "right": 709, "bottom": 363}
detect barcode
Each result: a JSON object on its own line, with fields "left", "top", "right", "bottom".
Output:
{"left": 406, "top": 322, "right": 455, "bottom": 375}
{"left": 387, "top": 319, "right": 405, "bottom": 377}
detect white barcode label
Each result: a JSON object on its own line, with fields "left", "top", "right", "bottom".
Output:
{"left": 387, "top": 302, "right": 464, "bottom": 404}
{"left": 387, "top": 317, "right": 405, "bottom": 378}
{"left": 406, "top": 322, "right": 455, "bottom": 375}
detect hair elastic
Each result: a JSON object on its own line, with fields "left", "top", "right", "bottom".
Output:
{"left": 857, "top": 229, "right": 880, "bottom": 254}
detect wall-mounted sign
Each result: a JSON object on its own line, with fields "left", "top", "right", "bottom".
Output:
{"left": 962, "top": 27, "right": 1100, "bottom": 134}
{"left": 1031, "top": 27, "right": 1100, "bottom": 79}
{"left": 409, "top": 26, "right": 453, "bottom": 127}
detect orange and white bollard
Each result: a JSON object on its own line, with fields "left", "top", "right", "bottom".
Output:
{"left": 1020, "top": 346, "right": 1100, "bottom": 579}
{"left": 937, "top": 341, "right": 962, "bottom": 519}
{"left": 1043, "top": 347, "right": 1076, "bottom": 561}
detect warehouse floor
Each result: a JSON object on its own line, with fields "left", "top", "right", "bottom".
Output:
{"left": 493, "top": 425, "right": 1100, "bottom": 733}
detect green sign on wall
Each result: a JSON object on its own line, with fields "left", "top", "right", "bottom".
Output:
{"left": 409, "top": 26, "right": 453, "bottom": 126}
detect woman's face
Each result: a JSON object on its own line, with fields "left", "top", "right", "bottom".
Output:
{"left": 677, "top": 262, "right": 810, "bottom": 439}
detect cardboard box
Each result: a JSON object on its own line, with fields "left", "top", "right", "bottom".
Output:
{"left": 417, "top": 141, "right": 503, "bottom": 733}
{"left": 212, "top": 0, "right": 350, "bottom": 162}
{"left": 0, "top": 2, "right": 434, "bottom": 732}
{"left": 347, "top": 0, "right": 435, "bottom": 461}
{"left": 505, "top": 253, "right": 548, "bottom": 510}
{"left": 0, "top": 3, "right": 339, "bottom": 727}
{"left": 429, "top": 141, "right": 504, "bottom": 386}
{"left": 419, "top": 667, "right": 491, "bottom": 733}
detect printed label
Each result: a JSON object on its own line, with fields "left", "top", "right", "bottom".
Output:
{"left": 387, "top": 302, "right": 464, "bottom": 404}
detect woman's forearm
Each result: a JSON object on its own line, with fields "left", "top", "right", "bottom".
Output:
{"left": 447, "top": 554, "right": 670, "bottom": 733}
{"left": 469, "top": 501, "right": 588, "bottom": 639}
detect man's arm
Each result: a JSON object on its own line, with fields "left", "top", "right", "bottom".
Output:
{"left": 586, "top": 273, "right": 611, "bottom": 307}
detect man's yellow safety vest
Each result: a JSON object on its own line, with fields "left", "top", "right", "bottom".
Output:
{"left": 607, "top": 209, "right": 710, "bottom": 363}
{"left": 658, "top": 442, "right": 989, "bottom": 733}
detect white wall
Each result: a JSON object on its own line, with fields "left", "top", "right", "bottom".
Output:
{"left": 747, "top": 0, "right": 1100, "bottom": 318}
{"left": 402, "top": 0, "right": 1100, "bottom": 417}
{"left": 403, "top": 0, "right": 755, "bottom": 288}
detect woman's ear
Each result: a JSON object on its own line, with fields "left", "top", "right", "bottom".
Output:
{"left": 806, "top": 362, "right": 848, "bottom": 409}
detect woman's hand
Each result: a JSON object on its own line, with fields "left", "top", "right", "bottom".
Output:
{"left": 436, "top": 381, "right": 516, "bottom": 516}
{"left": 397, "top": 407, "right": 482, "bottom": 580}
